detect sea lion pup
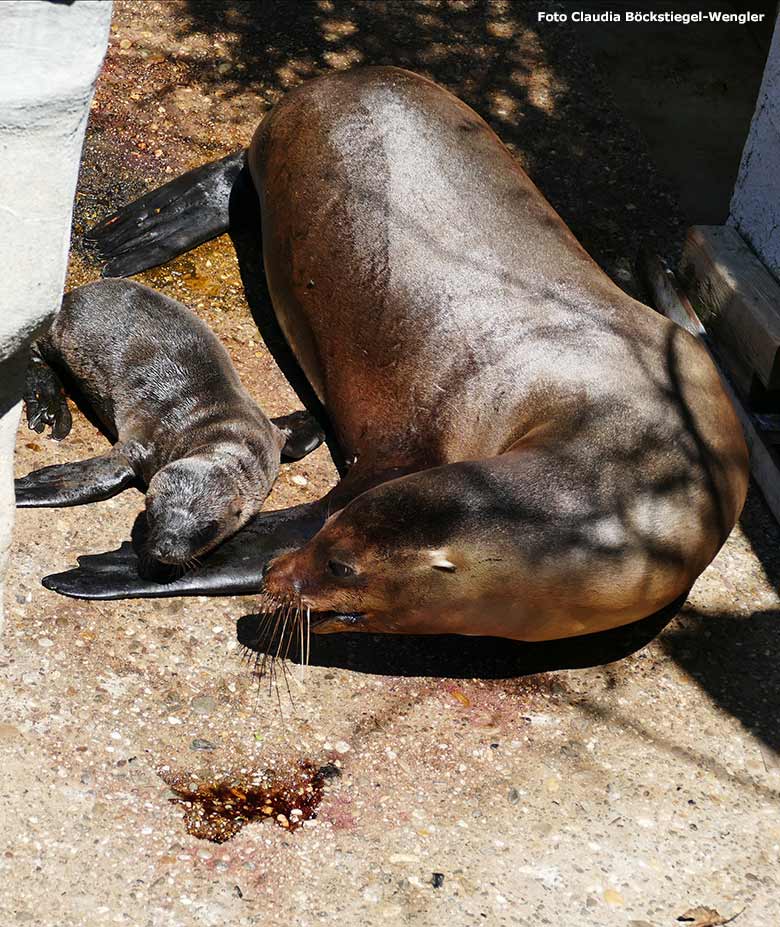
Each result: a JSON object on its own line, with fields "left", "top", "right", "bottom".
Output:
{"left": 47, "top": 68, "right": 748, "bottom": 642}
{"left": 17, "top": 279, "right": 324, "bottom": 567}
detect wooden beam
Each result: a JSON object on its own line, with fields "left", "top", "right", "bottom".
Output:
{"left": 679, "top": 225, "right": 780, "bottom": 390}
{"left": 639, "top": 249, "right": 780, "bottom": 526}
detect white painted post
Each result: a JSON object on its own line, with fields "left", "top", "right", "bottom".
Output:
{"left": 0, "top": 1, "right": 112, "bottom": 633}
{"left": 730, "top": 16, "right": 780, "bottom": 279}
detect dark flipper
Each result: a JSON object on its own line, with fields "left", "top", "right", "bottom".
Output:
{"left": 24, "top": 348, "right": 72, "bottom": 440}
{"left": 15, "top": 452, "right": 137, "bottom": 507}
{"left": 272, "top": 411, "right": 326, "bottom": 462}
{"left": 85, "top": 150, "right": 248, "bottom": 277}
{"left": 42, "top": 502, "right": 325, "bottom": 600}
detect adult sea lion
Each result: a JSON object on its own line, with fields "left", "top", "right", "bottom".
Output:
{"left": 45, "top": 67, "right": 748, "bottom": 642}
{"left": 17, "top": 279, "right": 323, "bottom": 567}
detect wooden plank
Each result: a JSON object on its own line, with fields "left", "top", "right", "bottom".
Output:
{"left": 639, "top": 250, "right": 780, "bottom": 526}
{"left": 679, "top": 224, "right": 780, "bottom": 390}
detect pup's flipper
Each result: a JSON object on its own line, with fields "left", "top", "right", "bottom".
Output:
{"left": 85, "top": 150, "right": 248, "bottom": 277}
{"left": 42, "top": 502, "right": 325, "bottom": 600}
{"left": 24, "top": 350, "right": 72, "bottom": 440}
{"left": 15, "top": 453, "right": 137, "bottom": 507}
{"left": 272, "top": 411, "right": 326, "bottom": 462}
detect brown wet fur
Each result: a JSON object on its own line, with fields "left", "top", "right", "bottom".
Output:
{"left": 255, "top": 67, "right": 749, "bottom": 641}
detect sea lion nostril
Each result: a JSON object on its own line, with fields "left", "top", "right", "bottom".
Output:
{"left": 149, "top": 533, "right": 179, "bottom": 556}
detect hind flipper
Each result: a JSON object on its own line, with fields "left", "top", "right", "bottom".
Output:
{"left": 85, "top": 149, "right": 248, "bottom": 277}
{"left": 272, "top": 411, "right": 326, "bottom": 462}
{"left": 24, "top": 349, "right": 72, "bottom": 440}
{"left": 15, "top": 452, "right": 137, "bottom": 507}
{"left": 42, "top": 502, "right": 325, "bottom": 600}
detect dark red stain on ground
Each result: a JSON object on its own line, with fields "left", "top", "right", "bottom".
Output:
{"left": 161, "top": 761, "right": 338, "bottom": 843}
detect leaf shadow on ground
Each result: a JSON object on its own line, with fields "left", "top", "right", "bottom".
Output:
{"left": 173, "top": 0, "right": 684, "bottom": 295}
{"left": 661, "top": 490, "right": 780, "bottom": 755}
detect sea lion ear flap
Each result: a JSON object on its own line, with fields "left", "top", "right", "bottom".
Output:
{"left": 271, "top": 411, "right": 326, "bottom": 462}
{"left": 430, "top": 550, "right": 458, "bottom": 572}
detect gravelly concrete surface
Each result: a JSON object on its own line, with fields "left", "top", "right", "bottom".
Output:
{"left": 2, "top": 2, "right": 779, "bottom": 926}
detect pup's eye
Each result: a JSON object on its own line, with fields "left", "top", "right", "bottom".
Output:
{"left": 328, "top": 559, "right": 355, "bottom": 578}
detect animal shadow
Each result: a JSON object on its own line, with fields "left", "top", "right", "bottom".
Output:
{"left": 236, "top": 592, "right": 686, "bottom": 680}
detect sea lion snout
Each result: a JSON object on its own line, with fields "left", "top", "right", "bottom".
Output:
{"left": 146, "top": 532, "right": 187, "bottom": 566}
{"left": 262, "top": 550, "right": 307, "bottom": 599}
{"left": 143, "top": 457, "right": 253, "bottom": 564}
{"left": 146, "top": 517, "right": 222, "bottom": 565}
{"left": 261, "top": 539, "right": 367, "bottom": 623}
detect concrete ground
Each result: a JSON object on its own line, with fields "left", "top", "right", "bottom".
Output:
{"left": 2, "top": 2, "right": 779, "bottom": 925}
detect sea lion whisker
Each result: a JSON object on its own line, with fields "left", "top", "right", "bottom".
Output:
{"left": 258, "top": 603, "right": 287, "bottom": 683}
{"left": 297, "top": 599, "right": 305, "bottom": 682}
{"left": 283, "top": 601, "right": 299, "bottom": 662}
{"left": 254, "top": 605, "right": 276, "bottom": 642}
{"left": 271, "top": 659, "right": 286, "bottom": 718}
{"left": 306, "top": 605, "right": 311, "bottom": 669}
{"left": 279, "top": 655, "right": 295, "bottom": 708}
{"left": 276, "top": 604, "right": 291, "bottom": 664}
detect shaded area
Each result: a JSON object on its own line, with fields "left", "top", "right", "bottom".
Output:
{"left": 77, "top": 0, "right": 703, "bottom": 296}
{"left": 663, "top": 607, "right": 780, "bottom": 754}
{"left": 177, "top": 0, "right": 678, "bottom": 295}
{"left": 573, "top": 684, "right": 780, "bottom": 803}
{"left": 227, "top": 172, "right": 346, "bottom": 472}
{"left": 577, "top": 0, "right": 775, "bottom": 226}
{"left": 662, "top": 490, "right": 780, "bottom": 755}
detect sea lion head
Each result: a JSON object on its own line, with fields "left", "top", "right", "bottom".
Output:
{"left": 261, "top": 465, "right": 517, "bottom": 636}
{"left": 144, "top": 457, "right": 259, "bottom": 565}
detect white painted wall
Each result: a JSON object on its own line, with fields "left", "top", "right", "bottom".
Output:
{"left": 0, "top": 1, "right": 112, "bottom": 634}
{"left": 730, "top": 16, "right": 780, "bottom": 279}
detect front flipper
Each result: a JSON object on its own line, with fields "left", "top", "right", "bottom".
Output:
{"left": 25, "top": 349, "right": 72, "bottom": 440}
{"left": 15, "top": 452, "right": 137, "bottom": 507}
{"left": 272, "top": 411, "right": 326, "bottom": 462}
{"left": 85, "top": 150, "right": 247, "bottom": 277}
{"left": 42, "top": 502, "right": 325, "bottom": 600}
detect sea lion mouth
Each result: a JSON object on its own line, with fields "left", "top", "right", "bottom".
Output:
{"left": 308, "top": 611, "right": 365, "bottom": 634}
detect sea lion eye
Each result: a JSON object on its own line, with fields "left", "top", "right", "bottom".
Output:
{"left": 328, "top": 559, "right": 355, "bottom": 578}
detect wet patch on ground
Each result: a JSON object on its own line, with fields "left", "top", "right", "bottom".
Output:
{"left": 161, "top": 761, "right": 336, "bottom": 841}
